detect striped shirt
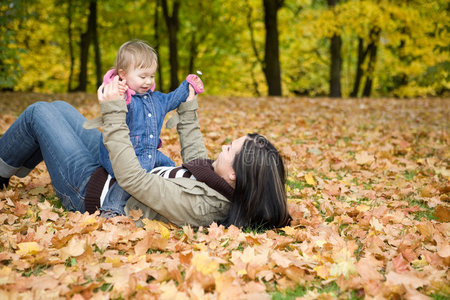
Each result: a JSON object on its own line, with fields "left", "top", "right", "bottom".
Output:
{"left": 150, "top": 166, "right": 196, "bottom": 179}
{"left": 99, "top": 166, "right": 195, "bottom": 206}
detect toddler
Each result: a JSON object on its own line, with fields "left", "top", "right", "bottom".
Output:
{"left": 98, "top": 40, "right": 204, "bottom": 218}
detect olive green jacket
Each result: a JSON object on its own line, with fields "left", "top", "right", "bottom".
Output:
{"left": 99, "top": 99, "right": 231, "bottom": 227}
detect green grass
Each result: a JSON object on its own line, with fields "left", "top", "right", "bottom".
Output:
{"left": 405, "top": 196, "right": 437, "bottom": 221}
{"left": 403, "top": 169, "right": 416, "bottom": 180}
{"left": 286, "top": 179, "right": 309, "bottom": 191}
{"left": 272, "top": 282, "right": 365, "bottom": 300}
{"left": 22, "top": 264, "right": 51, "bottom": 277}
{"left": 272, "top": 285, "right": 307, "bottom": 300}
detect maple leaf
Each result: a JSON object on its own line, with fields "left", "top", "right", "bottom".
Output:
{"left": 304, "top": 172, "right": 317, "bottom": 186}
{"left": 355, "top": 151, "right": 375, "bottom": 165}
{"left": 393, "top": 254, "right": 410, "bottom": 273}
{"left": 434, "top": 205, "right": 450, "bottom": 222}
{"left": 385, "top": 271, "right": 427, "bottom": 290}
{"left": 16, "top": 242, "right": 42, "bottom": 256}
{"left": 143, "top": 218, "right": 170, "bottom": 239}
{"left": 59, "top": 236, "right": 86, "bottom": 259}
{"left": 191, "top": 251, "right": 219, "bottom": 276}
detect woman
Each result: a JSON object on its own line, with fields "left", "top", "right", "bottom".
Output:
{"left": 0, "top": 78, "right": 291, "bottom": 229}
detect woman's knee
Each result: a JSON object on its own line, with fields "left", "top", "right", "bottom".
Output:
{"left": 25, "top": 101, "right": 54, "bottom": 121}
{"left": 52, "top": 100, "right": 72, "bottom": 111}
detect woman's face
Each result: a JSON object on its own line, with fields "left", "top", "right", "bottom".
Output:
{"left": 212, "top": 135, "right": 247, "bottom": 186}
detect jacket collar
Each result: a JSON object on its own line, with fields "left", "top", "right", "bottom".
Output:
{"left": 182, "top": 159, "right": 234, "bottom": 201}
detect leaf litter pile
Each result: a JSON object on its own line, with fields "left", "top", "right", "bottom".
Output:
{"left": 0, "top": 93, "right": 449, "bottom": 299}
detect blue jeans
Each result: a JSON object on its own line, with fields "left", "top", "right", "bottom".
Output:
{"left": 0, "top": 101, "right": 100, "bottom": 212}
{"left": 100, "top": 181, "right": 130, "bottom": 215}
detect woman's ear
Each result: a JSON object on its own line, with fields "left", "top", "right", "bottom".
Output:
{"left": 228, "top": 172, "right": 236, "bottom": 188}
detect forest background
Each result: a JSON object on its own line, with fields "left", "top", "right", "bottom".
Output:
{"left": 1, "top": 0, "right": 449, "bottom": 98}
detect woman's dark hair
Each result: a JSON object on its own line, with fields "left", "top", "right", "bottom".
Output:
{"left": 224, "top": 133, "right": 292, "bottom": 229}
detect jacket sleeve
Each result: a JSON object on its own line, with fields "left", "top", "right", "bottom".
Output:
{"left": 100, "top": 99, "right": 211, "bottom": 225}
{"left": 175, "top": 99, "right": 208, "bottom": 163}
{"left": 153, "top": 80, "right": 189, "bottom": 113}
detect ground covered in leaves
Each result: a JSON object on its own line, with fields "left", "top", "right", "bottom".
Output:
{"left": 0, "top": 93, "right": 449, "bottom": 299}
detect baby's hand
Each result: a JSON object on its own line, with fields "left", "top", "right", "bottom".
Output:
{"left": 118, "top": 79, "right": 127, "bottom": 97}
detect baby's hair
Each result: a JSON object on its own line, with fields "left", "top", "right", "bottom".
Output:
{"left": 114, "top": 39, "right": 158, "bottom": 73}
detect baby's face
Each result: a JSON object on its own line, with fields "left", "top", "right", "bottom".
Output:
{"left": 121, "top": 63, "right": 157, "bottom": 94}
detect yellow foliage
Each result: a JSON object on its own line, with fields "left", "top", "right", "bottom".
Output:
{"left": 143, "top": 219, "right": 171, "bottom": 239}
{"left": 191, "top": 251, "right": 219, "bottom": 276}
{"left": 16, "top": 242, "right": 42, "bottom": 256}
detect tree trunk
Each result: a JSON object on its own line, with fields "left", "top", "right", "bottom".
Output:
{"left": 188, "top": 31, "right": 197, "bottom": 74}
{"left": 362, "top": 27, "right": 380, "bottom": 97}
{"left": 161, "top": 0, "right": 180, "bottom": 91}
{"left": 263, "top": 0, "right": 283, "bottom": 96}
{"left": 154, "top": 0, "right": 163, "bottom": 91}
{"left": 91, "top": 0, "right": 102, "bottom": 87}
{"left": 350, "top": 37, "right": 365, "bottom": 98}
{"left": 74, "top": 0, "right": 96, "bottom": 92}
{"left": 245, "top": 0, "right": 262, "bottom": 96}
{"left": 67, "top": 0, "right": 74, "bottom": 92}
{"left": 76, "top": 32, "right": 89, "bottom": 91}
{"left": 327, "top": 0, "right": 341, "bottom": 98}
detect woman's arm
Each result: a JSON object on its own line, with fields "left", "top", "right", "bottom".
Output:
{"left": 174, "top": 99, "right": 208, "bottom": 163}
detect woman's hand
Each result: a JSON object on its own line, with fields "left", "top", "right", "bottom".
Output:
{"left": 186, "top": 83, "right": 198, "bottom": 102}
{"left": 97, "top": 75, "right": 127, "bottom": 103}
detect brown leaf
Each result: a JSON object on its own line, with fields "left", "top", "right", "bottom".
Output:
{"left": 28, "top": 186, "right": 48, "bottom": 196}
{"left": 129, "top": 208, "right": 143, "bottom": 221}
{"left": 393, "top": 254, "right": 410, "bottom": 273}
{"left": 433, "top": 205, "right": 450, "bottom": 222}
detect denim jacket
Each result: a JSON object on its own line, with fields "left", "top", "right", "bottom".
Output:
{"left": 99, "top": 80, "right": 189, "bottom": 176}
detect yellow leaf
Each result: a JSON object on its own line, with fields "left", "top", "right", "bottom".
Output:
{"left": 237, "top": 269, "right": 247, "bottom": 276}
{"left": 16, "top": 242, "right": 42, "bottom": 256}
{"left": 105, "top": 257, "right": 122, "bottom": 267}
{"left": 60, "top": 237, "right": 86, "bottom": 259}
{"left": 314, "top": 265, "right": 329, "bottom": 279}
{"left": 329, "top": 260, "right": 357, "bottom": 278}
{"left": 0, "top": 267, "right": 14, "bottom": 285}
{"left": 281, "top": 226, "right": 296, "bottom": 236}
{"left": 355, "top": 151, "right": 375, "bottom": 165}
{"left": 191, "top": 251, "right": 219, "bottom": 275}
{"left": 370, "top": 218, "right": 384, "bottom": 232}
{"left": 193, "top": 243, "right": 208, "bottom": 251}
{"left": 81, "top": 216, "right": 96, "bottom": 226}
{"left": 305, "top": 172, "right": 316, "bottom": 186}
{"left": 142, "top": 219, "right": 170, "bottom": 239}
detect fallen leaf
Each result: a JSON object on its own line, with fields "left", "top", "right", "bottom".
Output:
{"left": 129, "top": 208, "right": 143, "bottom": 221}
{"left": 16, "top": 242, "right": 42, "bottom": 256}
{"left": 355, "top": 151, "right": 375, "bottom": 165}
